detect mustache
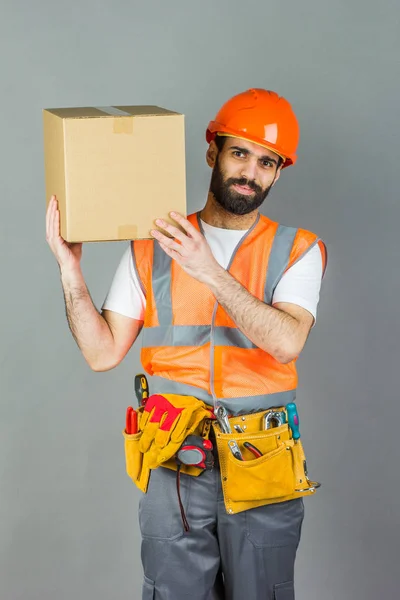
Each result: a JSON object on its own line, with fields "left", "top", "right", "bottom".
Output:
{"left": 227, "top": 177, "right": 262, "bottom": 194}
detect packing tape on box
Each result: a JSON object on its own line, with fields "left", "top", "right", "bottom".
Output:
{"left": 96, "top": 106, "right": 131, "bottom": 116}
{"left": 118, "top": 225, "right": 138, "bottom": 239}
{"left": 96, "top": 106, "right": 134, "bottom": 135}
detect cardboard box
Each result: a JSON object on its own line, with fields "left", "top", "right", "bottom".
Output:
{"left": 43, "top": 105, "right": 187, "bottom": 242}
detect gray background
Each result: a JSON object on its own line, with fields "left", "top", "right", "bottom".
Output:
{"left": 1, "top": 0, "right": 399, "bottom": 598}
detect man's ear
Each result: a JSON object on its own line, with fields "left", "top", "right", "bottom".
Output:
{"left": 206, "top": 140, "right": 218, "bottom": 168}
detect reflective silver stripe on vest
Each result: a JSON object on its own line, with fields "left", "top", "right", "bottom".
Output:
{"left": 214, "top": 327, "right": 258, "bottom": 348}
{"left": 149, "top": 375, "right": 295, "bottom": 415}
{"left": 142, "top": 325, "right": 257, "bottom": 348}
{"left": 152, "top": 242, "right": 173, "bottom": 325}
{"left": 142, "top": 325, "right": 211, "bottom": 347}
{"left": 264, "top": 225, "right": 298, "bottom": 305}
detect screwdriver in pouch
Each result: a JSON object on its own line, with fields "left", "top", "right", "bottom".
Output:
{"left": 286, "top": 402, "right": 300, "bottom": 443}
{"left": 134, "top": 374, "right": 149, "bottom": 407}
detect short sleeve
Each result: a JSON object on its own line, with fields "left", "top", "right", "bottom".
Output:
{"left": 272, "top": 244, "right": 323, "bottom": 322}
{"left": 102, "top": 245, "right": 146, "bottom": 320}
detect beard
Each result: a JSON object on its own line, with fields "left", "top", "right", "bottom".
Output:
{"left": 209, "top": 158, "right": 274, "bottom": 216}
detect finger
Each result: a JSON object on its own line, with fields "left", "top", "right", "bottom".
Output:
{"left": 152, "top": 230, "right": 187, "bottom": 255}
{"left": 158, "top": 240, "right": 181, "bottom": 262}
{"left": 169, "top": 212, "right": 200, "bottom": 239}
{"left": 47, "top": 199, "right": 55, "bottom": 242}
{"left": 51, "top": 202, "right": 61, "bottom": 245}
{"left": 151, "top": 229, "right": 173, "bottom": 245}
{"left": 50, "top": 197, "right": 59, "bottom": 238}
{"left": 55, "top": 206, "right": 60, "bottom": 237}
{"left": 54, "top": 206, "right": 64, "bottom": 243}
{"left": 49, "top": 199, "right": 56, "bottom": 239}
{"left": 46, "top": 196, "right": 55, "bottom": 240}
{"left": 154, "top": 219, "right": 188, "bottom": 244}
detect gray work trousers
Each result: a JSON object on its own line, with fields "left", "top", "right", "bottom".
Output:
{"left": 138, "top": 463, "right": 305, "bottom": 600}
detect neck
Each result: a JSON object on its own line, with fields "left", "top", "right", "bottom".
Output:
{"left": 200, "top": 192, "right": 259, "bottom": 230}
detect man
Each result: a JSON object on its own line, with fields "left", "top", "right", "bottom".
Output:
{"left": 46, "top": 88, "right": 327, "bottom": 600}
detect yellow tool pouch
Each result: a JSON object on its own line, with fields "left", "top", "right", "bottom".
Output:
{"left": 122, "top": 397, "right": 213, "bottom": 493}
{"left": 122, "top": 407, "right": 151, "bottom": 493}
{"left": 213, "top": 408, "right": 319, "bottom": 515}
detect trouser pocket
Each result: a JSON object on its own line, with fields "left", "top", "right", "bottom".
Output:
{"left": 142, "top": 576, "right": 155, "bottom": 599}
{"left": 274, "top": 580, "right": 294, "bottom": 599}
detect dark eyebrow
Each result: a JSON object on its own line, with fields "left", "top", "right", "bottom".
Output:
{"left": 230, "top": 146, "right": 278, "bottom": 165}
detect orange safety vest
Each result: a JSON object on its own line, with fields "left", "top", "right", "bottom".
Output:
{"left": 132, "top": 212, "right": 327, "bottom": 414}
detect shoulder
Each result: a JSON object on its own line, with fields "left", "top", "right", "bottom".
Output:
{"left": 265, "top": 217, "right": 327, "bottom": 277}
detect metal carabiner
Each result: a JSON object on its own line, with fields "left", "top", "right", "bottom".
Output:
{"left": 228, "top": 439, "right": 244, "bottom": 461}
{"left": 295, "top": 481, "right": 321, "bottom": 493}
{"left": 263, "top": 410, "right": 285, "bottom": 429}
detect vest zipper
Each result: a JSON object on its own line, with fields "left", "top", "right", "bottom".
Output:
{"left": 209, "top": 301, "right": 219, "bottom": 407}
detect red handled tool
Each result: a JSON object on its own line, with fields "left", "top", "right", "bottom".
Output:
{"left": 243, "top": 441, "right": 263, "bottom": 458}
{"left": 125, "top": 406, "right": 138, "bottom": 434}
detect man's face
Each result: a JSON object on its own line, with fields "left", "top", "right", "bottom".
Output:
{"left": 209, "top": 137, "right": 282, "bottom": 216}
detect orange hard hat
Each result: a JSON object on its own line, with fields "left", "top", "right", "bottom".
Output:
{"left": 206, "top": 88, "right": 300, "bottom": 168}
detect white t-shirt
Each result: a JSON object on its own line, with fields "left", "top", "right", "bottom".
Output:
{"left": 102, "top": 219, "right": 323, "bottom": 322}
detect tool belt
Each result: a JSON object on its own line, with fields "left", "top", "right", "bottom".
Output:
{"left": 123, "top": 395, "right": 319, "bottom": 514}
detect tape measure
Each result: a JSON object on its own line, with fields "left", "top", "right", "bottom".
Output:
{"left": 176, "top": 435, "right": 214, "bottom": 470}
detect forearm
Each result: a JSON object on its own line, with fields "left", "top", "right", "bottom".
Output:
{"left": 60, "top": 267, "right": 115, "bottom": 370}
{"left": 205, "top": 267, "right": 301, "bottom": 363}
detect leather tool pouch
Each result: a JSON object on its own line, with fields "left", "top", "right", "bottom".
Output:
{"left": 123, "top": 407, "right": 151, "bottom": 493}
{"left": 123, "top": 407, "right": 213, "bottom": 493}
{"left": 213, "top": 408, "right": 319, "bottom": 515}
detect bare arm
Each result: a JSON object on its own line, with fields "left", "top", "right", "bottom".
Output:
{"left": 60, "top": 267, "right": 143, "bottom": 370}
{"left": 205, "top": 267, "right": 314, "bottom": 363}
{"left": 47, "top": 196, "right": 142, "bottom": 371}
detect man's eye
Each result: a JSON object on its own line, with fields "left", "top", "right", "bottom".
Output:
{"left": 262, "top": 160, "right": 273, "bottom": 168}
{"left": 233, "top": 151, "right": 245, "bottom": 158}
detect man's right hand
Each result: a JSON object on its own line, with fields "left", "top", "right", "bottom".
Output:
{"left": 46, "top": 195, "right": 82, "bottom": 271}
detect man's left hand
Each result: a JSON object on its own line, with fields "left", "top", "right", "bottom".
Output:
{"left": 150, "top": 212, "right": 221, "bottom": 284}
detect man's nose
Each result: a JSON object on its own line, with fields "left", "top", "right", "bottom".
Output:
{"left": 240, "top": 158, "right": 258, "bottom": 181}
